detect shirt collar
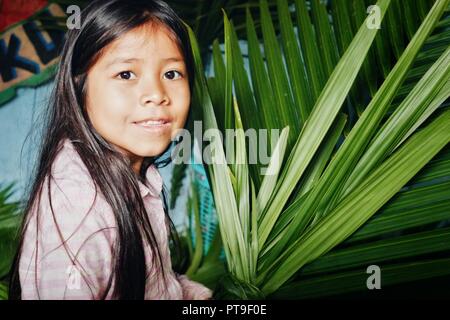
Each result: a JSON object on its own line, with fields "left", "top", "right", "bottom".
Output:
{"left": 138, "top": 164, "right": 163, "bottom": 198}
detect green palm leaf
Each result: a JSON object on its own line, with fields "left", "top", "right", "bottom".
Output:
{"left": 189, "top": 0, "right": 450, "bottom": 298}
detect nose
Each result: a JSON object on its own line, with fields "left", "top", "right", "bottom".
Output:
{"left": 139, "top": 79, "right": 169, "bottom": 107}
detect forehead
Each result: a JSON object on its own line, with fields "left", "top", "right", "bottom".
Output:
{"left": 98, "top": 22, "right": 184, "bottom": 63}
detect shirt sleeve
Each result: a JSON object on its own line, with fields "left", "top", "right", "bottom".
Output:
{"left": 19, "top": 170, "right": 116, "bottom": 300}
{"left": 177, "top": 274, "right": 213, "bottom": 300}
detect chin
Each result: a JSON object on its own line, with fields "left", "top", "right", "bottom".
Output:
{"left": 136, "top": 143, "right": 170, "bottom": 158}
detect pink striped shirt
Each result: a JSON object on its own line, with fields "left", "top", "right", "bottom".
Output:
{"left": 19, "top": 139, "right": 212, "bottom": 300}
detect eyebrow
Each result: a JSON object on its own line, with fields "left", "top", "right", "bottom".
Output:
{"left": 106, "top": 56, "right": 183, "bottom": 68}
{"left": 162, "top": 57, "right": 183, "bottom": 62}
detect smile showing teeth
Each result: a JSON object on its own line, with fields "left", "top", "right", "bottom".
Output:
{"left": 133, "top": 119, "right": 171, "bottom": 134}
{"left": 135, "top": 120, "right": 167, "bottom": 126}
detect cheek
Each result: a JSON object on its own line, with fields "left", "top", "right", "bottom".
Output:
{"left": 172, "top": 87, "right": 191, "bottom": 127}
{"left": 86, "top": 79, "right": 132, "bottom": 131}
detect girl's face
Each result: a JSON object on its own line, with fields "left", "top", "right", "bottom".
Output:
{"left": 85, "top": 23, "right": 190, "bottom": 173}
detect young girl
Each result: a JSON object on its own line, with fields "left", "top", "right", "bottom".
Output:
{"left": 8, "top": 0, "right": 212, "bottom": 300}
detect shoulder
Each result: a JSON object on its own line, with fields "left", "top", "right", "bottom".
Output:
{"left": 51, "top": 139, "right": 95, "bottom": 187}
{"left": 37, "top": 139, "right": 115, "bottom": 237}
{"left": 47, "top": 139, "right": 101, "bottom": 215}
{"left": 21, "top": 142, "right": 117, "bottom": 282}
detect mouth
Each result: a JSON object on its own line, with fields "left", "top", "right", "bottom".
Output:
{"left": 132, "top": 118, "right": 172, "bottom": 133}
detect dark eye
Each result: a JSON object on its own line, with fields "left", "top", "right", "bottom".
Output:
{"left": 164, "top": 70, "right": 182, "bottom": 80}
{"left": 117, "top": 71, "right": 136, "bottom": 80}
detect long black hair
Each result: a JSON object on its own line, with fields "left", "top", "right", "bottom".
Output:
{"left": 8, "top": 0, "right": 195, "bottom": 300}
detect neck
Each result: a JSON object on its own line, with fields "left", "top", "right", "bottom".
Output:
{"left": 130, "top": 156, "right": 143, "bottom": 175}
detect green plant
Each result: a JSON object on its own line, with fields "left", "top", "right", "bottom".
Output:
{"left": 0, "top": 282, "right": 8, "bottom": 300}
{"left": 170, "top": 172, "right": 225, "bottom": 291}
{"left": 0, "top": 183, "right": 22, "bottom": 300}
{"left": 188, "top": 0, "right": 450, "bottom": 298}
